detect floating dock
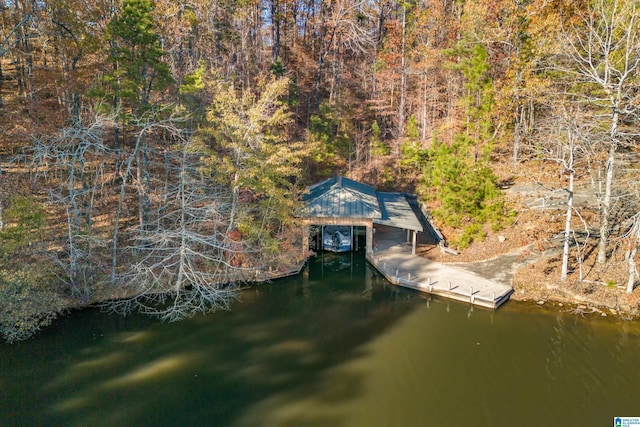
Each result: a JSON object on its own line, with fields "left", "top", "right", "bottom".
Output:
{"left": 367, "top": 226, "right": 513, "bottom": 309}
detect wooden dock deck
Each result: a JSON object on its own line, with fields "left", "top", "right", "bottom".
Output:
{"left": 367, "top": 226, "right": 513, "bottom": 309}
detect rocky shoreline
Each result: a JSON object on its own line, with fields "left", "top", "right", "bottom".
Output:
{"left": 426, "top": 243, "right": 639, "bottom": 320}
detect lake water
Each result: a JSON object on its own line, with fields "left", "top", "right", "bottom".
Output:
{"left": 1, "top": 253, "right": 639, "bottom": 426}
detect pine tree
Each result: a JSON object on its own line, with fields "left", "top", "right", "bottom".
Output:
{"left": 422, "top": 135, "right": 504, "bottom": 249}
{"left": 104, "top": 0, "right": 173, "bottom": 115}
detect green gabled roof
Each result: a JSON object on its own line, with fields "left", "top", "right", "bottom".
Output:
{"left": 301, "top": 176, "right": 423, "bottom": 232}
{"left": 302, "top": 176, "right": 382, "bottom": 219}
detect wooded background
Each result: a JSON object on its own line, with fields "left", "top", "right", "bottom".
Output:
{"left": 1, "top": 0, "right": 639, "bottom": 341}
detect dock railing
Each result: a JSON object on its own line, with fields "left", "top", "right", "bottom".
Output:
{"left": 369, "top": 254, "right": 507, "bottom": 309}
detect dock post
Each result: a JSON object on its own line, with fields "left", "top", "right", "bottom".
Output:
{"left": 408, "top": 273, "right": 411, "bottom": 281}
{"left": 395, "top": 269, "right": 399, "bottom": 279}
{"left": 492, "top": 292, "right": 495, "bottom": 301}
{"left": 470, "top": 287, "right": 474, "bottom": 303}
{"left": 448, "top": 281, "right": 451, "bottom": 290}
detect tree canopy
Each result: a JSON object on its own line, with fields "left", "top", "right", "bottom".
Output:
{"left": 1, "top": 0, "right": 640, "bottom": 341}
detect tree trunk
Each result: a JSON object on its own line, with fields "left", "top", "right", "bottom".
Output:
{"left": 175, "top": 159, "right": 187, "bottom": 294}
{"left": 627, "top": 246, "right": 638, "bottom": 293}
{"left": 0, "top": 61, "right": 3, "bottom": 108}
{"left": 597, "top": 123, "right": 618, "bottom": 264}
{"left": 561, "top": 155, "right": 574, "bottom": 282}
{"left": 626, "top": 215, "right": 640, "bottom": 293}
{"left": 513, "top": 101, "right": 523, "bottom": 166}
{"left": 421, "top": 59, "right": 428, "bottom": 141}
{"left": 314, "top": 4, "right": 328, "bottom": 109}
{"left": 227, "top": 172, "right": 239, "bottom": 234}
{"left": 596, "top": 147, "right": 614, "bottom": 264}
{"left": 271, "top": 0, "right": 281, "bottom": 62}
{"left": 397, "top": 5, "right": 407, "bottom": 149}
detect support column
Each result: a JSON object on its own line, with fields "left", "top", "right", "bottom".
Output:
{"left": 412, "top": 230, "right": 417, "bottom": 255}
{"left": 366, "top": 226, "right": 373, "bottom": 255}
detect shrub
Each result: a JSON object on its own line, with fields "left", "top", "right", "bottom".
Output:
{"left": 0, "top": 196, "right": 47, "bottom": 256}
{"left": 0, "top": 267, "right": 66, "bottom": 343}
{"left": 456, "top": 223, "right": 486, "bottom": 250}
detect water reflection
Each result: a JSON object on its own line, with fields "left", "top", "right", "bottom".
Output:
{"left": 546, "top": 315, "right": 565, "bottom": 381}
{"left": 1, "top": 254, "right": 639, "bottom": 427}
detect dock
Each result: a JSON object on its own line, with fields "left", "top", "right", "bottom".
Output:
{"left": 367, "top": 226, "right": 513, "bottom": 309}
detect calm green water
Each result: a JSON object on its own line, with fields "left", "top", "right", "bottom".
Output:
{"left": 1, "top": 253, "right": 639, "bottom": 427}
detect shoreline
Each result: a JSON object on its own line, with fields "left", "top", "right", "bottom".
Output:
{"left": 4, "top": 247, "right": 636, "bottom": 344}
{"left": 424, "top": 244, "right": 639, "bottom": 320}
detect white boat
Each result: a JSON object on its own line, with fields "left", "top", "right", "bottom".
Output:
{"left": 322, "top": 226, "right": 353, "bottom": 252}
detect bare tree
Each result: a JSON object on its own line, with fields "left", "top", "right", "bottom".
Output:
{"left": 623, "top": 213, "right": 640, "bottom": 293}
{"left": 28, "top": 113, "right": 115, "bottom": 299}
{"left": 559, "top": 119, "right": 577, "bottom": 282}
{"left": 557, "top": 0, "right": 640, "bottom": 264}
{"left": 106, "top": 137, "right": 249, "bottom": 321}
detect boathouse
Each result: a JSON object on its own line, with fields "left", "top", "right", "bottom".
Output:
{"left": 300, "top": 176, "right": 424, "bottom": 255}
{"left": 299, "top": 176, "right": 514, "bottom": 309}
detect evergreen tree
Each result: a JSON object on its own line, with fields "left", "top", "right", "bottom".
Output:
{"left": 445, "top": 37, "right": 495, "bottom": 159}
{"left": 104, "top": 0, "right": 173, "bottom": 115}
{"left": 422, "top": 135, "right": 504, "bottom": 249}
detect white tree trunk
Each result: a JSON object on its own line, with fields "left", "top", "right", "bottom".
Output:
{"left": 597, "top": 116, "right": 618, "bottom": 264}
{"left": 627, "top": 247, "right": 638, "bottom": 293}
{"left": 561, "top": 164, "right": 574, "bottom": 282}
{"left": 626, "top": 215, "right": 640, "bottom": 293}
{"left": 421, "top": 64, "right": 428, "bottom": 142}
{"left": 397, "top": 5, "right": 407, "bottom": 148}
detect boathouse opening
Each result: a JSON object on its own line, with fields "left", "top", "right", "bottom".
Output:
{"left": 307, "top": 225, "right": 368, "bottom": 253}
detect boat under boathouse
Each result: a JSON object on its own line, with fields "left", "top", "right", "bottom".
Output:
{"left": 299, "top": 176, "right": 425, "bottom": 256}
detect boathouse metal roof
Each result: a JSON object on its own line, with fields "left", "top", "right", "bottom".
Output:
{"left": 302, "top": 176, "right": 381, "bottom": 219}
{"left": 301, "top": 176, "right": 423, "bottom": 232}
{"left": 375, "top": 192, "right": 423, "bottom": 232}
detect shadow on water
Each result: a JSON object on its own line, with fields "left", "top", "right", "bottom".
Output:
{"left": 2, "top": 252, "right": 640, "bottom": 427}
{"left": 0, "top": 252, "right": 424, "bottom": 427}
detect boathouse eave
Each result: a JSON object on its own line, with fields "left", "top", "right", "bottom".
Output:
{"left": 299, "top": 217, "right": 373, "bottom": 227}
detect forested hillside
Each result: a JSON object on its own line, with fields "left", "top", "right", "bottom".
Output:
{"left": 1, "top": 0, "right": 639, "bottom": 341}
